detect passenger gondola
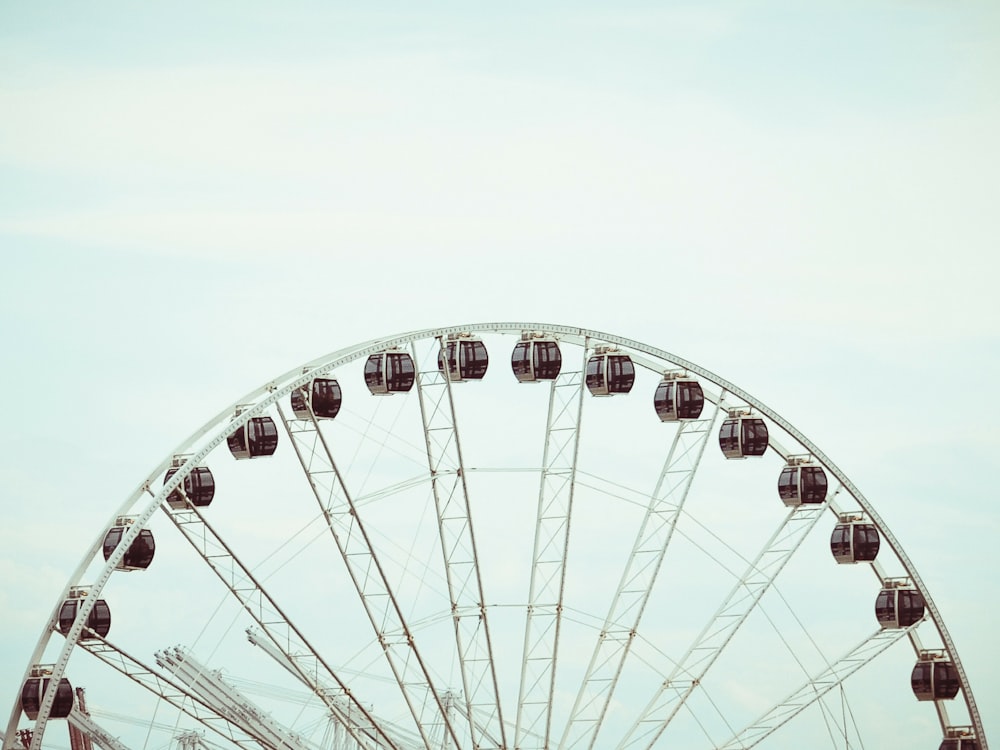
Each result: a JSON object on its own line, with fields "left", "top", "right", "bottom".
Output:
{"left": 719, "top": 410, "right": 768, "bottom": 458}
{"left": 164, "top": 458, "right": 216, "bottom": 509}
{"left": 940, "top": 729, "right": 979, "bottom": 750}
{"left": 21, "top": 672, "right": 73, "bottom": 720}
{"left": 911, "top": 652, "right": 960, "bottom": 701}
{"left": 830, "top": 514, "right": 880, "bottom": 563}
{"left": 58, "top": 595, "right": 111, "bottom": 640}
{"left": 291, "top": 376, "right": 342, "bottom": 419}
{"left": 103, "top": 518, "right": 155, "bottom": 571}
{"left": 227, "top": 412, "right": 279, "bottom": 459}
{"left": 586, "top": 347, "right": 635, "bottom": 396}
{"left": 777, "top": 458, "right": 828, "bottom": 506}
{"left": 875, "top": 580, "right": 925, "bottom": 628}
{"left": 365, "top": 350, "right": 415, "bottom": 394}
{"left": 511, "top": 335, "right": 562, "bottom": 382}
{"left": 653, "top": 373, "right": 704, "bottom": 421}
{"left": 438, "top": 335, "right": 489, "bottom": 382}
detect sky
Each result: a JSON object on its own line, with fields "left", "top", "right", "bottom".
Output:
{"left": 1, "top": 1, "right": 998, "bottom": 747}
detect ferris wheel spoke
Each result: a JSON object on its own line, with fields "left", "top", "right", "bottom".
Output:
{"left": 558, "top": 398, "right": 724, "bottom": 750}
{"left": 77, "top": 636, "right": 261, "bottom": 750}
{"left": 716, "top": 624, "right": 916, "bottom": 749}
{"left": 516, "top": 353, "right": 588, "bottom": 750}
{"left": 159, "top": 502, "right": 398, "bottom": 750}
{"left": 275, "top": 399, "right": 463, "bottom": 750}
{"left": 412, "top": 338, "right": 507, "bottom": 750}
{"left": 617, "top": 500, "right": 830, "bottom": 750}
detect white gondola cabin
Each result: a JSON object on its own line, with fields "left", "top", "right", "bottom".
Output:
{"left": 719, "top": 409, "right": 768, "bottom": 458}
{"left": 164, "top": 457, "right": 215, "bottom": 509}
{"left": 511, "top": 335, "right": 562, "bottom": 382}
{"left": 586, "top": 347, "right": 635, "bottom": 396}
{"left": 227, "top": 412, "right": 279, "bottom": 460}
{"left": 653, "top": 373, "right": 704, "bottom": 421}
{"left": 21, "top": 671, "right": 73, "bottom": 720}
{"left": 830, "top": 514, "right": 880, "bottom": 563}
{"left": 103, "top": 517, "right": 155, "bottom": 571}
{"left": 777, "top": 458, "right": 828, "bottom": 506}
{"left": 291, "top": 376, "right": 342, "bottom": 419}
{"left": 438, "top": 335, "right": 489, "bottom": 382}
{"left": 365, "top": 350, "right": 415, "bottom": 394}
{"left": 911, "top": 651, "right": 960, "bottom": 701}
{"left": 875, "top": 580, "right": 925, "bottom": 629}
{"left": 58, "top": 594, "right": 111, "bottom": 640}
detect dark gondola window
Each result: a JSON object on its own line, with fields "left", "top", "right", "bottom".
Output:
{"left": 940, "top": 739, "right": 979, "bottom": 750}
{"left": 512, "top": 342, "right": 531, "bottom": 379}
{"left": 513, "top": 339, "right": 562, "bottom": 382}
{"left": 912, "top": 660, "right": 960, "bottom": 701}
{"left": 676, "top": 381, "right": 704, "bottom": 419}
{"left": 898, "top": 589, "right": 925, "bottom": 626}
{"left": 719, "top": 419, "right": 740, "bottom": 455}
{"left": 165, "top": 466, "right": 215, "bottom": 508}
{"left": 831, "top": 525, "right": 851, "bottom": 559}
{"left": 248, "top": 417, "right": 278, "bottom": 456}
{"left": 365, "top": 352, "right": 414, "bottom": 394}
{"left": 654, "top": 381, "right": 675, "bottom": 420}
{"left": 831, "top": 521, "right": 880, "bottom": 563}
{"left": 876, "top": 587, "right": 924, "bottom": 628}
{"left": 311, "top": 378, "right": 342, "bottom": 418}
{"left": 58, "top": 599, "right": 111, "bottom": 640}
{"left": 364, "top": 355, "right": 384, "bottom": 390}
{"left": 291, "top": 378, "right": 342, "bottom": 420}
{"left": 535, "top": 341, "right": 561, "bottom": 379}
{"left": 780, "top": 465, "right": 827, "bottom": 505}
{"left": 778, "top": 466, "right": 797, "bottom": 500}
{"left": 742, "top": 419, "right": 768, "bottom": 456}
{"left": 103, "top": 526, "right": 155, "bottom": 570}
{"left": 655, "top": 379, "right": 704, "bottom": 421}
{"left": 800, "top": 466, "right": 827, "bottom": 502}
{"left": 585, "top": 356, "right": 602, "bottom": 390}
{"left": 21, "top": 677, "right": 73, "bottom": 720}
{"left": 854, "top": 524, "right": 880, "bottom": 561}
{"left": 608, "top": 355, "right": 635, "bottom": 393}
{"left": 460, "top": 340, "right": 488, "bottom": 379}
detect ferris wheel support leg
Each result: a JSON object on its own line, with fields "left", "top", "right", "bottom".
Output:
{"left": 558, "top": 398, "right": 725, "bottom": 750}
{"left": 412, "top": 339, "right": 508, "bottom": 750}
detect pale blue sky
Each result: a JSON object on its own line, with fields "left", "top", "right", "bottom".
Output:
{"left": 1, "top": 1, "right": 998, "bottom": 746}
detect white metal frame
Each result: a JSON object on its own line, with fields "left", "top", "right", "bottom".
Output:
{"left": 5, "top": 323, "right": 986, "bottom": 750}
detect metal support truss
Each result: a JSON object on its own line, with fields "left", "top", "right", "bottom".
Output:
{"left": 412, "top": 339, "right": 506, "bottom": 750}
{"left": 156, "top": 646, "right": 312, "bottom": 750}
{"left": 67, "top": 709, "right": 132, "bottom": 750}
{"left": 558, "top": 399, "right": 724, "bottom": 750}
{"left": 275, "top": 398, "right": 461, "bottom": 750}
{"left": 158, "top": 503, "right": 395, "bottom": 750}
{"left": 515, "top": 353, "right": 587, "bottom": 750}
{"left": 618, "top": 498, "right": 832, "bottom": 750}
{"left": 246, "top": 629, "right": 417, "bottom": 750}
{"left": 717, "top": 624, "right": 916, "bottom": 749}
{"left": 77, "top": 635, "right": 261, "bottom": 750}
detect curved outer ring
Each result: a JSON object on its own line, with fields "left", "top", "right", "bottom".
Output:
{"left": 6, "top": 322, "right": 986, "bottom": 749}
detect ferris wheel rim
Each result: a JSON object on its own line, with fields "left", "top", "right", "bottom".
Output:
{"left": 7, "top": 322, "right": 986, "bottom": 750}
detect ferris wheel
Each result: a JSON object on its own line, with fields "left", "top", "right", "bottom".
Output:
{"left": 5, "top": 323, "right": 987, "bottom": 750}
